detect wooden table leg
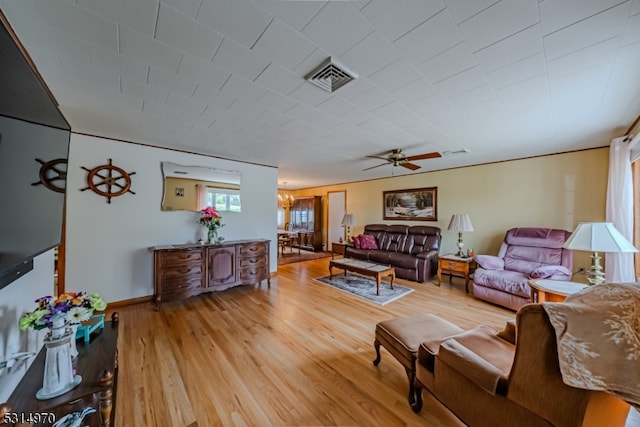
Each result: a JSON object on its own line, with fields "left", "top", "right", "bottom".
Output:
{"left": 375, "top": 275, "right": 380, "bottom": 295}
{"left": 99, "top": 369, "right": 114, "bottom": 426}
{"left": 436, "top": 264, "right": 442, "bottom": 286}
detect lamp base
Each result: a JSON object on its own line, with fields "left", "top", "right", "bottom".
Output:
{"left": 456, "top": 233, "right": 465, "bottom": 257}
{"left": 586, "top": 252, "right": 606, "bottom": 286}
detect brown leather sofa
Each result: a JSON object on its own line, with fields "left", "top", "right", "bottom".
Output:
{"left": 411, "top": 304, "right": 630, "bottom": 426}
{"left": 345, "top": 224, "right": 441, "bottom": 282}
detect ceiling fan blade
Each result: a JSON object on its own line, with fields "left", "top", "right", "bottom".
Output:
{"left": 401, "top": 162, "right": 421, "bottom": 171}
{"left": 366, "top": 155, "right": 391, "bottom": 161}
{"left": 405, "top": 152, "right": 441, "bottom": 161}
{"left": 362, "top": 162, "right": 389, "bottom": 171}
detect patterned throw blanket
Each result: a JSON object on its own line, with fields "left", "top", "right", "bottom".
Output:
{"left": 542, "top": 283, "right": 640, "bottom": 410}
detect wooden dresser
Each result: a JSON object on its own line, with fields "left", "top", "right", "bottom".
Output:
{"left": 1, "top": 313, "right": 119, "bottom": 427}
{"left": 151, "top": 239, "right": 270, "bottom": 309}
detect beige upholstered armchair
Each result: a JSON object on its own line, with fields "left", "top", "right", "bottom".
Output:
{"left": 411, "top": 288, "right": 635, "bottom": 426}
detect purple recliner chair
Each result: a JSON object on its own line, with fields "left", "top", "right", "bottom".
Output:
{"left": 472, "top": 227, "right": 573, "bottom": 311}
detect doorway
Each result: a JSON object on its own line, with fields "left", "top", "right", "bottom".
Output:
{"left": 327, "top": 191, "right": 346, "bottom": 251}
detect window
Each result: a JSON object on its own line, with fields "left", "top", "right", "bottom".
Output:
{"left": 207, "top": 188, "right": 241, "bottom": 212}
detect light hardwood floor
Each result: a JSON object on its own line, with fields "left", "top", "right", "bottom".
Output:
{"left": 114, "top": 257, "right": 637, "bottom": 426}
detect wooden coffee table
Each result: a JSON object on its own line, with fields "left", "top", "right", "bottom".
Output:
{"left": 329, "top": 258, "right": 395, "bottom": 295}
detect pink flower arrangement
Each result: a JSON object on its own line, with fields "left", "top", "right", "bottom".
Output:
{"left": 198, "top": 207, "right": 224, "bottom": 232}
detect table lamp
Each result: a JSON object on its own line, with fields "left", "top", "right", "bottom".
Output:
{"left": 341, "top": 213, "right": 354, "bottom": 242}
{"left": 448, "top": 214, "right": 474, "bottom": 257}
{"left": 563, "top": 222, "right": 638, "bottom": 286}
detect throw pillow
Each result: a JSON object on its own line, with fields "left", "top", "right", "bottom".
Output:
{"left": 474, "top": 255, "right": 504, "bottom": 270}
{"left": 360, "top": 234, "right": 378, "bottom": 250}
{"left": 352, "top": 235, "right": 362, "bottom": 249}
{"left": 529, "top": 265, "right": 572, "bottom": 279}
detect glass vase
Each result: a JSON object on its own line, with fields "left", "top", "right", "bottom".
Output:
{"left": 207, "top": 228, "right": 216, "bottom": 244}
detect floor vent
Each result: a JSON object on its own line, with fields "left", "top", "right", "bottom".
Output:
{"left": 305, "top": 58, "right": 357, "bottom": 93}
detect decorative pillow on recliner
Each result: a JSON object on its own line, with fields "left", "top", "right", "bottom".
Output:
{"left": 352, "top": 234, "right": 362, "bottom": 249}
{"left": 474, "top": 255, "right": 504, "bottom": 270}
{"left": 360, "top": 234, "right": 378, "bottom": 250}
{"left": 529, "top": 265, "right": 572, "bottom": 279}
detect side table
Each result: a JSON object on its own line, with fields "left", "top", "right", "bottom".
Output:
{"left": 529, "top": 279, "right": 588, "bottom": 303}
{"left": 331, "top": 242, "right": 348, "bottom": 259}
{"left": 437, "top": 254, "right": 476, "bottom": 293}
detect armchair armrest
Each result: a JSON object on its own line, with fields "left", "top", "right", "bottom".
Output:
{"left": 497, "top": 319, "right": 517, "bottom": 344}
{"left": 474, "top": 255, "right": 504, "bottom": 270}
{"left": 529, "top": 265, "right": 572, "bottom": 280}
{"left": 438, "top": 338, "right": 509, "bottom": 395}
{"left": 416, "top": 249, "right": 439, "bottom": 260}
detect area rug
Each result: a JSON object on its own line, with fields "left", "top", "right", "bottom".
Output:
{"left": 278, "top": 250, "right": 332, "bottom": 265}
{"left": 314, "top": 274, "right": 414, "bottom": 305}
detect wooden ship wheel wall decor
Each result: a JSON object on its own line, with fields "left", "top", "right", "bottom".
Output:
{"left": 31, "top": 158, "right": 68, "bottom": 193}
{"left": 81, "top": 158, "right": 136, "bottom": 203}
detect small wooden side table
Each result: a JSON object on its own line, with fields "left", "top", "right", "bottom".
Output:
{"left": 331, "top": 242, "right": 347, "bottom": 259}
{"left": 437, "top": 254, "right": 476, "bottom": 293}
{"left": 529, "top": 279, "right": 588, "bottom": 303}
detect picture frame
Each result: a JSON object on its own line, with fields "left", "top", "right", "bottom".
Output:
{"left": 383, "top": 187, "right": 437, "bottom": 221}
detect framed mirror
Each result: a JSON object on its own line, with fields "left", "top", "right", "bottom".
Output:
{"left": 161, "top": 162, "right": 241, "bottom": 212}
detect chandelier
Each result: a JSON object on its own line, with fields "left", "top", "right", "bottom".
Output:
{"left": 278, "top": 182, "right": 294, "bottom": 208}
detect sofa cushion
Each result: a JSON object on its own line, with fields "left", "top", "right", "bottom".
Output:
{"left": 369, "top": 250, "right": 392, "bottom": 264}
{"left": 389, "top": 252, "right": 419, "bottom": 269}
{"left": 505, "top": 227, "right": 570, "bottom": 248}
{"left": 360, "top": 234, "right": 378, "bottom": 250}
{"left": 503, "top": 245, "right": 565, "bottom": 275}
{"left": 473, "top": 268, "right": 531, "bottom": 299}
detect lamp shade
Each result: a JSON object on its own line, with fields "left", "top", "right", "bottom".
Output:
{"left": 448, "top": 214, "right": 474, "bottom": 233}
{"left": 563, "top": 222, "right": 638, "bottom": 253}
{"left": 341, "top": 213, "right": 354, "bottom": 226}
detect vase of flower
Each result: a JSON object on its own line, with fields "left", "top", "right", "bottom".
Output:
{"left": 38, "top": 315, "right": 80, "bottom": 399}
{"left": 198, "top": 207, "right": 225, "bottom": 245}
{"left": 18, "top": 292, "right": 107, "bottom": 396}
{"left": 207, "top": 228, "right": 216, "bottom": 244}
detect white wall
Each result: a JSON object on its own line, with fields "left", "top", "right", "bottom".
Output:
{"left": 65, "top": 134, "right": 278, "bottom": 303}
{"left": 0, "top": 251, "right": 54, "bottom": 402}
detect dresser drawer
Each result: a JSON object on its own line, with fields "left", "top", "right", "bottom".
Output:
{"left": 238, "top": 256, "right": 268, "bottom": 269}
{"left": 239, "top": 265, "right": 269, "bottom": 282}
{"left": 162, "top": 276, "right": 205, "bottom": 296}
{"left": 440, "top": 260, "right": 467, "bottom": 272}
{"left": 238, "top": 242, "right": 267, "bottom": 257}
{"left": 161, "top": 263, "right": 204, "bottom": 279}
{"left": 160, "top": 250, "right": 204, "bottom": 267}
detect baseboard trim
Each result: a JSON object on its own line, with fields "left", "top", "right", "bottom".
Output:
{"left": 106, "top": 295, "right": 154, "bottom": 312}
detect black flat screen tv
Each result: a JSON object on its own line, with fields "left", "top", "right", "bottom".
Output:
{"left": 0, "top": 14, "right": 71, "bottom": 290}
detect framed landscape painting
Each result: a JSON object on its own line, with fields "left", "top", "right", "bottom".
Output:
{"left": 383, "top": 187, "right": 437, "bottom": 221}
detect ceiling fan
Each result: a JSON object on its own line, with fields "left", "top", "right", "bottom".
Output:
{"left": 363, "top": 148, "right": 441, "bottom": 171}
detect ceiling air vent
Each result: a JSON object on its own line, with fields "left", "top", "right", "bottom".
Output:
{"left": 305, "top": 57, "right": 357, "bottom": 93}
{"left": 442, "top": 148, "right": 470, "bottom": 156}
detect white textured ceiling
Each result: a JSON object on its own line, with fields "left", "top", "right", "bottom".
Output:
{"left": 2, "top": 0, "right": 639, "bottom": 189}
